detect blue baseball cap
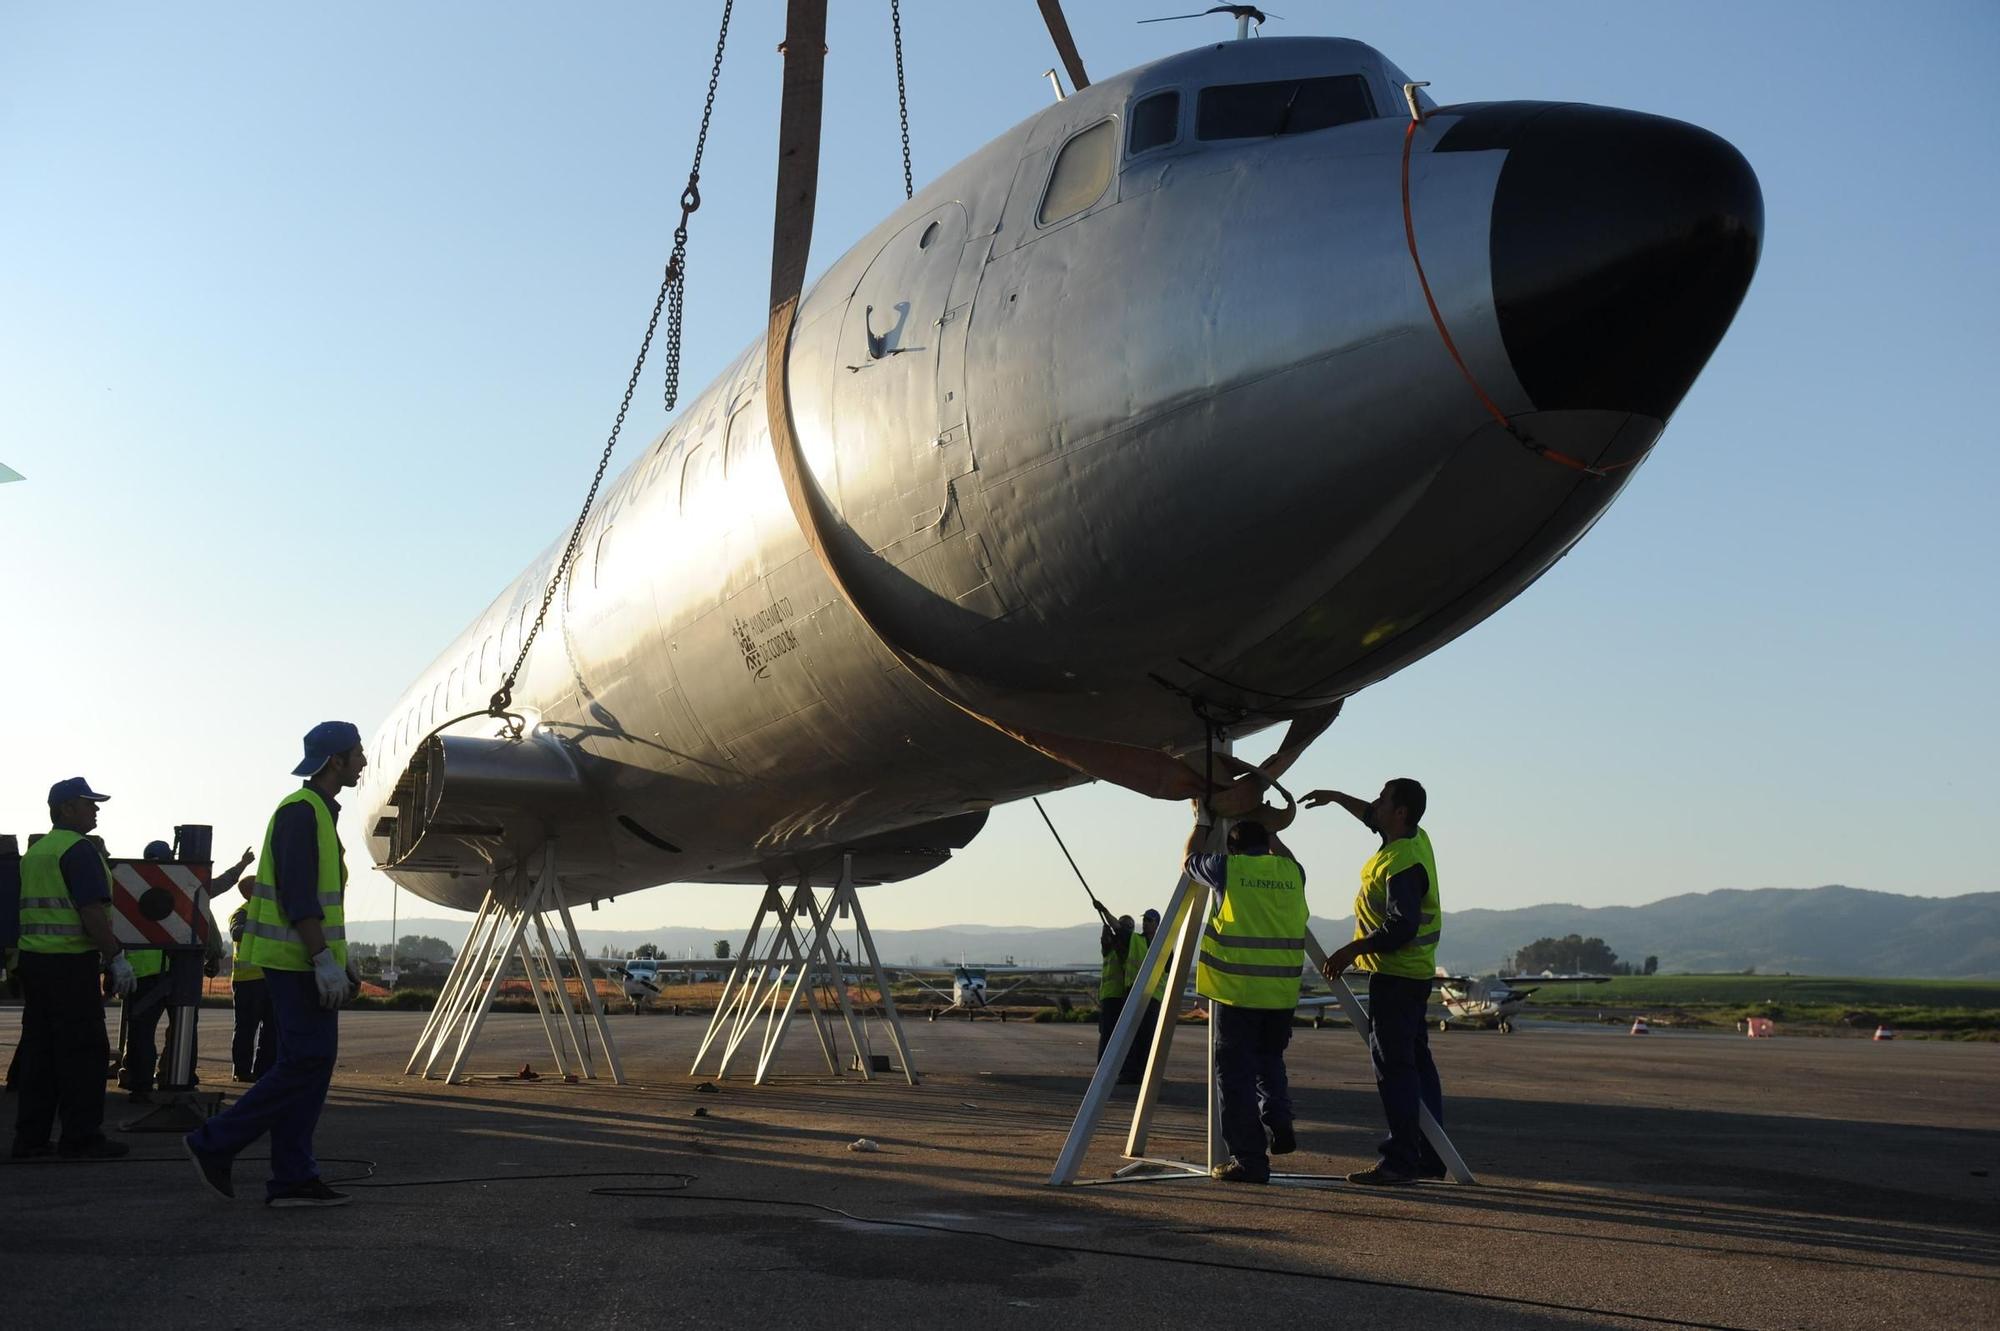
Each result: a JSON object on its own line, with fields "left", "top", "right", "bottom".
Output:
{"left": 1143, "top": 908, "right": 1161, "bottom": 925}
{"left": 291, "top": 720, "right": 364, "bottom": 777}
{"left": 47, "top": 777, "right": 110, "bottom": 805}
{"left": 143, "top": 840, "right": 174, "bottom": 861}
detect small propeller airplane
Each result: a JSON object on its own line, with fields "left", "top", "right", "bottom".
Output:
{"left": 892, "top": 962, "right": 1102, "bottom": 1021}
{"left": 1435, "top": 970, "right": 1614, "bottom": 1033}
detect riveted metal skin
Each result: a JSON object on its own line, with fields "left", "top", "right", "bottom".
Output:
{"left": 361, "top": 38, "right": 1759, "bottom": 911}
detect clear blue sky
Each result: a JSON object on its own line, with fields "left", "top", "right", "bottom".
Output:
{"left": 4, "top": 2, "right": 1995, "bottom": 941}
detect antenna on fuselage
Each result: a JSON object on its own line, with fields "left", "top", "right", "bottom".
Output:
{"left": 1138, "top": 5, "right": 1279, "bottom": 41}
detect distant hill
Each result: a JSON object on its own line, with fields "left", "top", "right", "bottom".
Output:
{"left": 348, "top": 879, "right": 2000, "bottom": 975}
{"left": 347, "top": 885, "right": 2000, "bottom": 978}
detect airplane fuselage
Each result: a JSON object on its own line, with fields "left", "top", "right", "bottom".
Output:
{"left": 361, "top": 37, "right": 1760, "bottom": 912}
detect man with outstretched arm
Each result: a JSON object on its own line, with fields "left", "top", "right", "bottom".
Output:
{"left": 184, "top": 722, "right": 366, "bottom": 1207}
{"left": 1186, "top": 793, "right": 1308, "bottom": 1184}
{"left": 1304, "top": 778, "right": 1446, "bottom": 1185}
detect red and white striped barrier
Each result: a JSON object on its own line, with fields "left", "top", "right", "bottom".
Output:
{"left": 108, "top": 860, "right": 211, "bottom": 949}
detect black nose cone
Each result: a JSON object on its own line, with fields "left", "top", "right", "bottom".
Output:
{"left": 1439, "top": 102, "right": 1763, "bottom": 421}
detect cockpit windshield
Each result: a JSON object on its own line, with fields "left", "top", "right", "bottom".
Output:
{"left": 1196, "top": 74, "right": 1376, "bottom": 141}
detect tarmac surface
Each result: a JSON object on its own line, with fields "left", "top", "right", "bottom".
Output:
{"left": 2, "top": 1005, "right": 1995, "bottom": 1330}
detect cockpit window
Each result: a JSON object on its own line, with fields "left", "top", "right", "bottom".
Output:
{"left": 1038, "top": 119, "right": 1117, "bottom": 225}
{"left": 1196, "top": 74, "right": 1375, "bottom": 141}
{"left": 1128, "top": 91, "right": 1180, "bottom": 155}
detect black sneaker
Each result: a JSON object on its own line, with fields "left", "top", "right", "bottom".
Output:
{"left": 125, "top": 1090, "right": 153, "bottom": 1105}
{"left": 9, "top": 1139, "right": 54, "bottom": 1160}
{"left": 267, "top": 1179, "right": 351, "bottom": 1208}
{"left": 1346, "top": 1162, "right": 1417, "bottom": 1186}
{"left": 1418, "top": 1160, "right": 1449, "bottom": 1181}
{"left": 183, "top": 1134, "right": 234, "bottom": 1199}
{"left": 57, "top": 1136, "right": 130, "bottom": 1160}
{"left": 1269, "top": 1124, "right": 1297, "bottom": 1155}
{"left": 1209, "top": 1158, "right": 1270, "bottom": 1184}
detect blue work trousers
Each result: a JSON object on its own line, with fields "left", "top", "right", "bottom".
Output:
{"left": 231, "top": 977, "right": 276, "bottom": 1081}
{"left": 120, "top": 970, "right": 173, "bottom": 1093}
{"left": 1212, "top": 1002, "right": 1293, "bottom": 1170}
{"left": 190, "top": 969, "right": 335, "bottom": 1196}
{"left": 1366, "top": 971, "right": 1445, "bottom": 1174}
{"left": 1096, "top": 994, "right": 1125, "bottom": 1060}
{"left": 10, "top": 951, "right": 109, "bottom": 1148}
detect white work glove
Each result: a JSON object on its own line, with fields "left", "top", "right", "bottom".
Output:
{"left": 106, "top": 953, "right": 137, "bottom": 997}
{"left": 311, "top": 949, "right": 347, "bottom": 1010}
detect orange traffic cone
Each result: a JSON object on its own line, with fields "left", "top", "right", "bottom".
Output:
{"left": 1630, "top": 1016, "right": 1650, "bottom": 1035}
{"left": 1873, "top": 1025, "right": 1894, "bottom": 1041}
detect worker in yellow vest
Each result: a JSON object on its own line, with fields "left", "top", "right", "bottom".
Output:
{"left": 228, "top": 898, "right": 276, "bottom": 1082}
{"left": 184, "top": 722, "right": 366, "bottom": 1207}
{"left": 1189, "top": 802, "right": 1309, "bottom": 1184}
{"left": 1096, "top": 914, "right": 1136, "bottom": 1060}
{"left": 1307, "top": 778, "right": 1445, "bottom": 1186}
{"left": 11, "top": 778, "right": 135, "bottom": 1161}
{"left": 1116, "top": 907, "right": 1163, "bottom": 1084}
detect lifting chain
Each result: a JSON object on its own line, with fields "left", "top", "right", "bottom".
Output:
{"left": 891, "top": 0, "right": 913, "bottom": 198}
{"left": 488, "top": 0, "right": 735, "bottom": 720}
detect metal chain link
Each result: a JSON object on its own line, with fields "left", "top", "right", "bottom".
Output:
{"left": 891, "top": 0, "right": 913, "bottom": 198}
{"left": 489, "top": 0, "right": 734, "bottom": 718}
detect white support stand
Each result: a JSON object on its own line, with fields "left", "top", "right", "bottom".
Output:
{"left": 1049, "top": 821, "right": 1475, "bottom": 1187}
{"left": 690, "top": 854, "right": 917, "bottom": 1087}
{"left": 405, "top": 843, "right": 624, "bottom": 1085}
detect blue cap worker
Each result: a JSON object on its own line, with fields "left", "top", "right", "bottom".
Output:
{"left": 10, "top": 778, "right": 135, "bottom": 1160}
{"left": 1304, "top": 779, "right": 1446, "bottom": 1185}
{"left": 1096, "top": 913, "right": 1136, "bottom": 1062}
{"left": 184, "top": 721, "right": 366, "bottom": 1206}
{"left": 120, "top": 839, "right": 252, "bottom": 1101}
{"left": 1116, "top": 907, "right": 1166, "bottom": 1085}
{"left": 1186, "top": 791, "right": 1308, "bottom": 1184}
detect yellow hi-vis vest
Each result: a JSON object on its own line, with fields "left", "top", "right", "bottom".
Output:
{"left": 1099, "top": 933, "right": 1132, "bottom": 1000}
{"left": 1125, "top": 930, "right": 1163, "bottom": 1002}
{"left": 129, "top": 949, "right": 164, "bottom": 979}
{"left": 1352, "top": 828, "right": 1442, "bottom": 980}
{"left": 1197, "top": 854, "right": 1308, "bottom": 1009}
{"left": 18, "top": 830, "right": 103, "bottom": 955}
{"left": 240, "top": 788, "right": 347, "bottom": 971}
{"left": 230, "top": 906, "right": 263, "bottom": 982}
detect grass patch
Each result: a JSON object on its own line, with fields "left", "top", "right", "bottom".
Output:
{"left": 1530, "top": 975, "right": 2000, "bottom": 1036}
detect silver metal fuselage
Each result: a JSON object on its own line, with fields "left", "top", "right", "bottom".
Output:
{"left": 362, "top": 38, "right": 1759, "bottom": 912}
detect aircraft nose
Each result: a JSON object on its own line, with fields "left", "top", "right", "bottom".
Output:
{"left": 1445, "top": 103, "right": 1763, "bottom": 421}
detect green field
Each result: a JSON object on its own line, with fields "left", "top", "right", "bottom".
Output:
{"left": 1529, "top": 974, "right": 2000, "bottom": 1037}
{"left": 1530, "top": 975, "right": 2000, "bottom": 1008}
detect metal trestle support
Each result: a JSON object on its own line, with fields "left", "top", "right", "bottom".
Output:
{"left": 690, "top": 855, "right": 918, "bottom": 1086}
{"left": 406, "top": 843, "right": 625, "bottom": 1085}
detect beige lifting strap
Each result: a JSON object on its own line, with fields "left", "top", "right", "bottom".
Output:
{"left": 762, "top": 0, "right": 1333, "bottom": 813}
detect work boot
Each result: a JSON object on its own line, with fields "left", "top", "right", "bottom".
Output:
{"left": 1269, "top": 1123, "right": 1297, "bottom": 1155}
{"left": 1209, "top": 1158, "right": 1270, "bottom": 1184}
{"left": 184, "top": 1134, "right": 235, "bottom": 1200}
{"left": 58, "top": 1136, "right": 130, "bottom": 1160}
{"left": 10, "top": 1138, "right": 54, "bottom": 1160}
{"left": 267, "top": 1179, "right": 351, "bottom": 1208}
{"left": 126, "top": 1090, "right": 152, "bottom": 1104}
{"left": 1345, "top": 1162, "right": 1417, "bottom": 1186}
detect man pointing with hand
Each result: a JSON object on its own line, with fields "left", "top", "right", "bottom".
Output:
{"left": 185, "top": 722, "right": 366, "bottom": 1207}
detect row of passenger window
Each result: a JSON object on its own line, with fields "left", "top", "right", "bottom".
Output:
{"left": 1037, "top": 74, "right": 1378, "bottom": 226}
{"left": 374, "top": 393, "right": 779, "bottom": 766}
